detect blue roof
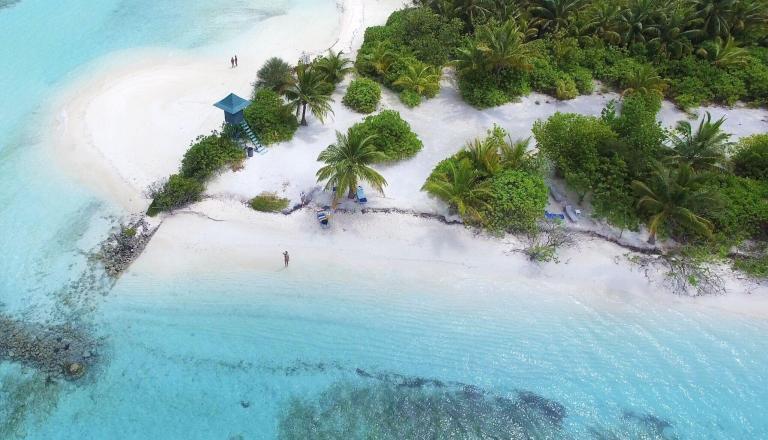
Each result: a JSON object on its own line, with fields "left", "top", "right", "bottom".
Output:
{"left": 213, "top": 93, "right": 250, "bottom": 114}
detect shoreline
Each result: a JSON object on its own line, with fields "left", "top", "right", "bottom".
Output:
{"left": 44, "top": 0, "right": 768, "bottom": 316}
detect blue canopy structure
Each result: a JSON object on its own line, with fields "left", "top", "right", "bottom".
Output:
{"left": 214, "top": 93, "right": 250, "bottom": 124}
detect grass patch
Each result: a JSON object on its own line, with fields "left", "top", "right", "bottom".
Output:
{"left": 249, "top": 192, "right": 290, "bottom": 212}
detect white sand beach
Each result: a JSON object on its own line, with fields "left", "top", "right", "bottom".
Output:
{"left": 47, "top": 0, "right": 768, "bottom": 314}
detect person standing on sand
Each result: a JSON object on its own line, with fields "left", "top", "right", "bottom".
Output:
{"left": 230, "top": 57, "right": 234, "bottom": 68}
{"left": 283, "top": 251, "right": 290, "bottom": 267}
{"left": 234, "top": 55, "right": 238, "bottom": 67}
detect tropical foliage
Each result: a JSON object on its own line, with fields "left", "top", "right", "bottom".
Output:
{"left": 732, "top": 133, "right": 768, "bottom": 180}
{"left": 244, "top": 89, "right": 299, "bottom": 144}
{"left": 285, "top": 63, "right": 334, "bottom": 126}
{"left": 347, "top": 110, "right": 424, "bottom": 162}
{"left": 254, "top": 57, "right": 294, "bottom": 95}
{"left": 316, "top": 130, "right": 388, "bottom": 201}
{"left": 342, "top": 78, "right": 382, "bottom": 114}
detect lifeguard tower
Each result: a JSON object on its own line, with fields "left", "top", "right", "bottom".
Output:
{"left": 214, "top": 93, "right": 265, "bottom": 155}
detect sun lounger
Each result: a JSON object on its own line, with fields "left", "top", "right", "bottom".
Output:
{"left": 316, "top": 209, "right": 329, "bottom": 228}
{"left": 545, "top": 211, "right": 565, "bottom": 220}
{"left": 564, "top": 205, "right": 581, "bottom": 222}
{"left": 356, "top": 186, "right": 367, "bottom": 204}
{"left": 549, "top": 186, "right": 564, "bottom": 203}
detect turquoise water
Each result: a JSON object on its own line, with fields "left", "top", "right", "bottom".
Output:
{"left": 2, "top": 1, "right": 768, "bottom": 439}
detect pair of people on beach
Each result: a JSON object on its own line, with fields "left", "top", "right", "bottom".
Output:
{"left": 230, "top": 55, "right": 238, "bottom": 68}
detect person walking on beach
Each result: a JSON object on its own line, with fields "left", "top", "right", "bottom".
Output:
{"left": 230, "top": 57, "right": 235, "bottom": 68}
{"left": 234, "top": 55, "right": 238, "bottom": 67}
{"left": 283, "top": 251, "right": 290, "bottom": 267}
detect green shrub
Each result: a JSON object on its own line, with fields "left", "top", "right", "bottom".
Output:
{"left": 702, "top": 174, "right": 768, "bottom": 241}
{"left": 732, "top": 134, "right": 768, "bottom": 180}
{"left": 147, "top": 175, "right": 204, "bottom": 216}
{"left": 348, "top": 110, "right": 423, "bottom": 162}
{"left": 244, "top": 89, "right": 299, "bottom": 145}
{"left": 382, "top": 7, "right": 463, "bottom": 66}
{"left": 249, "top": 192, "right": 290, "bottom": 212}
{"left": 571, "top": 67, "right": 594, "bottom": 94}
{"left": 481, "top": 169, "right": 548, "bottom": 234}
{"left": 533, "top": 113, "right": 618, "bottom": 198}
{"left": 733, "top": 255, "right": 768, "bottom": 278}
{"left": 399, "top": 89, "right": 422, "bottom": 107}
{"left": 180, "top": 134, "right": 245, "bottom": 182}
{"left": 555, "top": 76, "right": 578, "bottom": 100}
{"left": 343, "top": 78, "right": 381, "bottom": 113}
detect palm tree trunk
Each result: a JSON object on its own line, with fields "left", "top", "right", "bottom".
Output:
{"left": 348, "top": 186, "right": 356, "bottom": 199}
{"left": 647, "top": 231, "right": 656, "bottom": 245}
{"left": 301, "top": 103, "right": 308, "bottom": 126}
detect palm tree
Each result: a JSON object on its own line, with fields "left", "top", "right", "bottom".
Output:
{"left": 360, "top": 41, "right": 395, "bottom": 77}
{"left": 393, "top": 63, "right": 441, "bottom": 97}
{"left": 422, "top": 158, "right": 493, "bottom": 222}
{"left": 453, "top": 0, "right": 493, "bottom": 27}
{"left": 647, "top": 6, "right": 698, "bottom": 59}
{"left": 530, "top": 0, "right": 586, "bottom": 34}
{"left": 285, "top": 64, "right": 334, "bottom": 126}
{"left": 665, "top": 112, "right": 732, "bottom": 171}
{"left": 580, "top": 1, "right": 623, "bottom": 45}
{"left": 475, "top": 20, "right": 531, "bottom": 73}
{"left": 618, "top": 0, "right": 660, "bottom": 46}
{"left": 500, "top": 137, "right": 534, "bottom": 170}
{"left": 632, "top": 162, "right": 715, "bottom": 244}
{"left": 316, "top": 131, "right": 387, "bottom": 201}
{"left": 621, "top": 64, "right": 667, "bottom": 98}
{"left": 696, "top": 36, "right": 750, "bottom": 67}
{"left": 693, "top": 0, "right": 735, "bottom": 38}
{"left": 315, "top": 50, "right": 353, "bottom": 84}
{"left": 466, "top": 137, "right": 502, "bottom": 176}
{"left": 254, "top": 57, "right": 295, "bottom": 94}
{"left": 453, "top": 40, "right": 491, "bottom": 76}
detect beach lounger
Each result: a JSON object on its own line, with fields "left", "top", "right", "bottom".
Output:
{"left": 564, "top": 205, "right": 581, "bottom": 222}
{"left": 549, "top": 186, "right": 564, "bottom": 203}
{"left": 316, "top": 209, "right": 330, "bottom": 228}
{"left": 545, "top": 211, "right": 565, "bottom": 220}
{"left": 356, "top": 186, "right": 367, "bottom": 204}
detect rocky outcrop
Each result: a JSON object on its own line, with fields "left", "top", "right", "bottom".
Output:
{"left": 0, "top": 314, "right": 99, "bottom": 380}
{"left": 98, "top": 216, "right": 159, "bottom": 278}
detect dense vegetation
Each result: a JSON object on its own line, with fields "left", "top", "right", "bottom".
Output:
{"left": 533, "top": 89, "right": 768, "bottom": 275}
{"left": 244, "top": 89, "right": 299, "bottom": 145}
{"left": 342, "top": 77, "right": 382, "bottom": 113}
{"left": 351, "top": 0, "right": 768, "bottom": 109}
{"left": 148, "top": 132, "right": 245, "bottom": 216}
{"left": 249, "top": 192, "right": 290, "bottom": 212}
{"left": 347, "top": 110, "right": 424, "bottom": 162}
{"left": 423, "top": 126, "right": 546, "bottom": 233}
{"left": 355, "top": 7, "right": 462, "bottom": 106}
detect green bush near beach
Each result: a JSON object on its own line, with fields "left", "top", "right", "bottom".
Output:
{"left": 423, "top": 126, "right": 545, "bottom": 233}
{"left": 348, "top": 110, "right": 423, "bottom": 162}
{"left": 342, "top": 78, "right": 381, "bottom": 114}
{"left": 244, "top": 89, "right": 299, "bottom": 145}
{"left": 146, "top": 175, "right": 204, "bottom": 217}
{"left": 732, "top": 134, "right": 768, "bottom": 180}
{"left": 249, "top": 192, "right": 290, "bottom": 213}
{"left": 148, "top": 131, "right": 245, "bottom": 216}
{"left": 180, "top": 134, "right": 245, "bottom": 181}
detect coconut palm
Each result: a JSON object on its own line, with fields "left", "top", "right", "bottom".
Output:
{"left": 360, "top": 41, "right": 395, "bottom": 77}
{"left": 621, "top": 64, "right": 667, "bottom": 98}
{"left": 316, "top": 131, "right": 387, "bottom": 201}
{"left": 500, "top": 137, "right": 535, "bottom": 170}
{"left": 647, "top": 6, "right": 698, "bottom": 59}
{"left": 580, "top": 1, "right": 623, "bottom": 45}
{"left": 284, "top": 64, "right": 334, "bottom": 126}
{"left": 453, "top": 39, "right": 491, "bottom": 76}
{"left": 475, "top": 19, "right": 532, "bottom": 73}
{"left": 393, "top": 63, "right": 441, "bottom": 97}
{"left": 693, "top": 0, "right": 735, "bottom": 38}
{"left": 453, "top": 0, "right": 493, "bottom": 27}
{"left": 632, "top": 162, "right": 715, "bottom": 244}
{"left": 315, "top": 50, "right": 353, "bottom": 84}
{"left": 696, "top": 36, "right": 750, "bottom": 67}
{"left": 466, "top": 137, "right": 502, "bottom": 176}
{"left": 618, "top": 0, "right": 660, "bottom": 45}
{"left": 422, "top": 158, "right": 493, "bottom": 222}
{"left": 530, "top": 0, "right": 587, "bottom": 34}
{"left": 254, "top": 57, "right": 295, "bottom": 95}
{"left": 665, "top": 112, "right": 732, "bottom": 171}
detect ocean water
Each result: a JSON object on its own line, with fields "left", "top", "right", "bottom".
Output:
{"left": 1, "top": 1, "right": 768, "bottom": 439}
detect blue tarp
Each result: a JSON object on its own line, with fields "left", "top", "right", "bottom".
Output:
{"left": 356, "top": 186, "right": 367, "bottom": 203}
